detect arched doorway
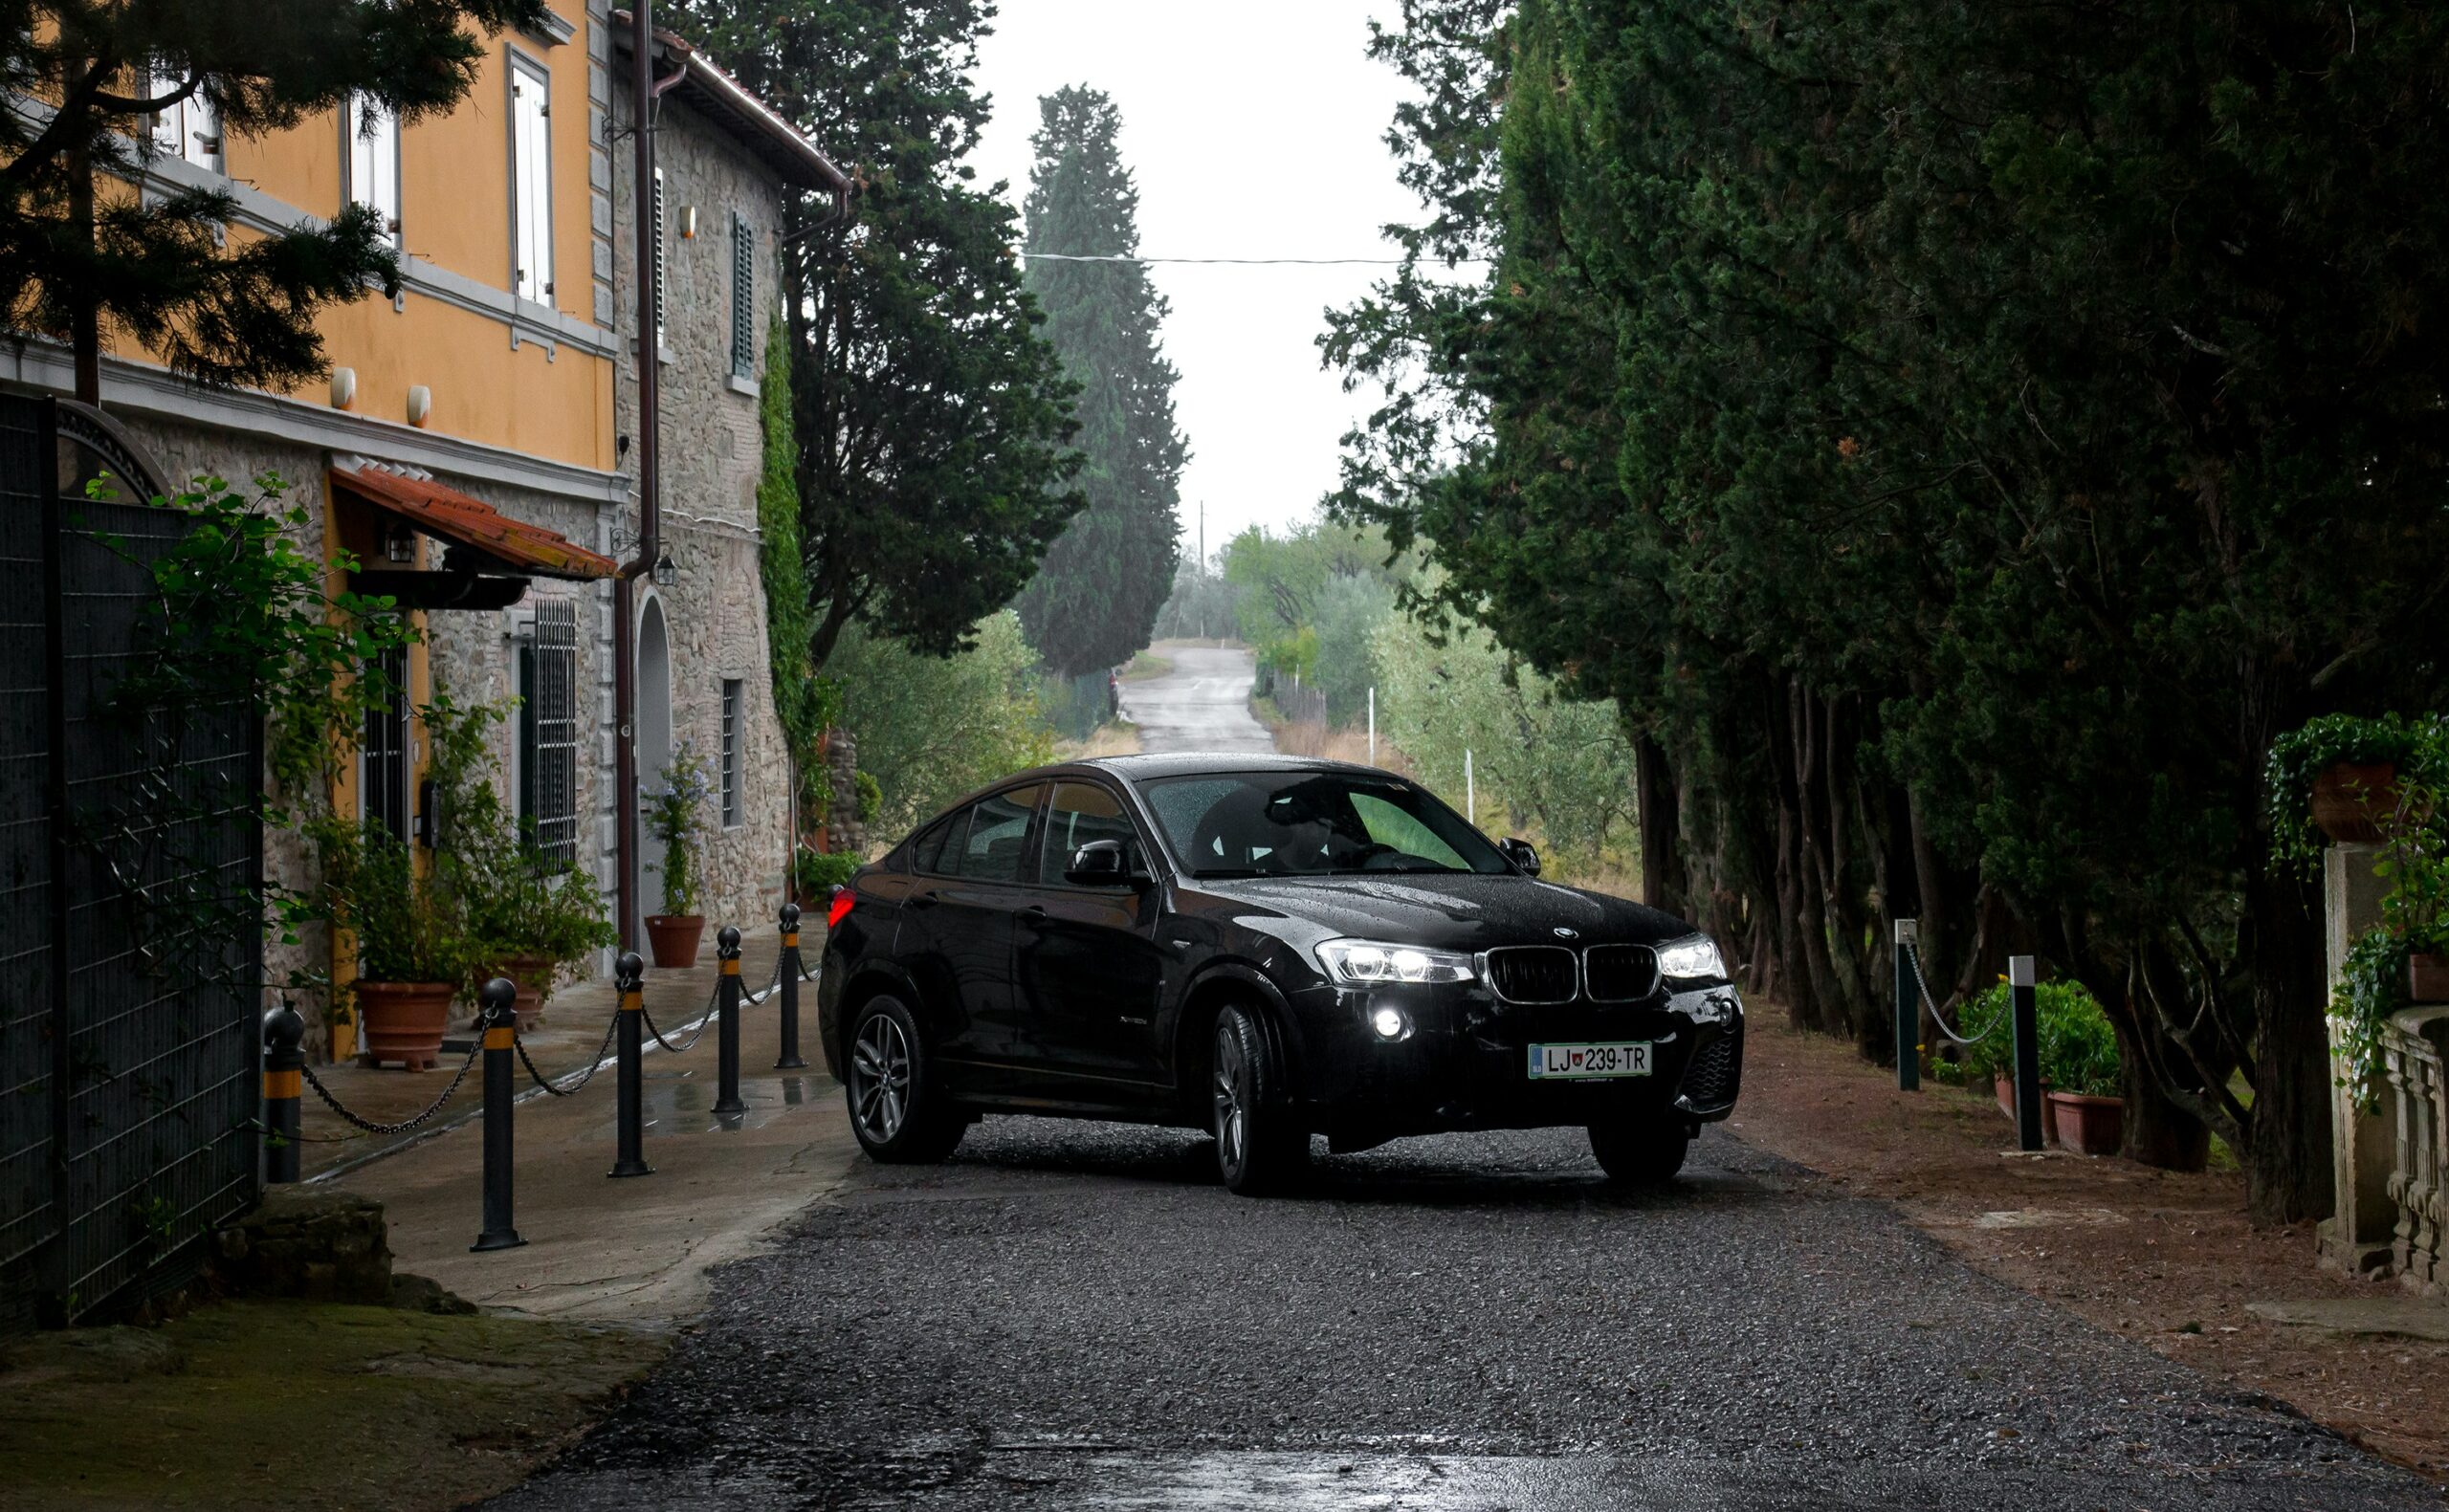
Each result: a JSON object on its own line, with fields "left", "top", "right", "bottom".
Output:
{"left": 637, "top": 594, "right": 673, "bottom": 918}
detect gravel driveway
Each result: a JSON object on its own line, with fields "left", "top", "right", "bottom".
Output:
{"left": 489, "top": 1119, "right": 2436, "bottom": 1510}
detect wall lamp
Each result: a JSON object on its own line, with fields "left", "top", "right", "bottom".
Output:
{"left": 652, "top": 549, "right": 677, "bottom": 587}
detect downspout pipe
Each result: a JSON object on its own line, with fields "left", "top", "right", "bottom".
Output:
{"left": 614, "top": 0, "right": 669, "bottom": 951}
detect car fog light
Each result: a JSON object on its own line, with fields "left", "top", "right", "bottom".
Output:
{"left": 1370, "top": 1006, "right": 1408, "bottom": 1041}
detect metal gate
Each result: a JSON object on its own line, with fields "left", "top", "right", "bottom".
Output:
{"left": 0, "top": 392, "right": 262, "bottom": 1330}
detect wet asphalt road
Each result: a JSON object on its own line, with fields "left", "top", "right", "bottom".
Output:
{"left": 491, "top": 1119, "right": 2439, "bottom": 1511}
{"left": 1120, "top": 644, "right": 1275, "bottom": 755}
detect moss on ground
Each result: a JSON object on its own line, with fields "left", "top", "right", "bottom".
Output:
{"left": 0, "top": 1299, "right": 661, "bottom": 1511}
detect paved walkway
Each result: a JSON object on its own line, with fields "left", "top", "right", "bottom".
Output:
{"left": 325, "top": 938, "right": 860, "bottom": 1328}
{"left": 1120, "top": 642, "right": 1276, "bottom": 755}
{"left": 298, "top": 931, "right": 790, "bottom": 1179}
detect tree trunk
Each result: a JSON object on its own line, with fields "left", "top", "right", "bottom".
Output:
{"left": 1633, "top": 732, "right": 1684, "bottom": 916}
{"left": 2245, "top": 865, "right": 2334, "bottom": 1223}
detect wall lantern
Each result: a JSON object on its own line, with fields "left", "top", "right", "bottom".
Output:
{"left": 385, "top": 524, "right": 415, "bottom": 563}
{"left": 652, "top": 549, "right": 677, "bottom": 587}
{"left": 330, "top": 366, "right": 357, "bottom": 410}
{"left": 679, "top": 206, "right": 698, "bottom": 240}
{"left": 406, "top": 384, "right": 433, "bottom": 428}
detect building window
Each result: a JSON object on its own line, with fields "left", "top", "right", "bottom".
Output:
{"left": 719, "top": 678, "right": 741, "bottom": 829}
{"left": 651, "top": 166, "right": 668, "bottom": 349}
{"left": 147, "top": 66, "right": 221, "bottom": 171}
{"left": 730, "top": 212, "right": 755, "bottom": 379}
{"left": 361, "top": 645, "right": 409, "bottom": 842}
{"left": 518, "top": 599, "right": 580, "bottom": 869}
{"left": 344, "top": 94, "right": 401, "bottom": 245}
{"left": 510, "top": 54, "right": 553, "bottom": 304}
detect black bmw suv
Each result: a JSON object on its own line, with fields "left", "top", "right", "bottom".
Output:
{"left": 816, "top": 754, "right": 1744, "bottom": 1194}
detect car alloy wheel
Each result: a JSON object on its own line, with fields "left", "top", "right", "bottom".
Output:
{"left": 851, "top": 1013, "right": 912, "bottom": 1144}
{"left": 1212, "top": 1004, "right": 1306, "bottom": 1195}
{"left": 1214, "top": 1017, "right": 1249, "bottom": 1172}
{"left": 843, "top": 995, "right": 966, "bottom": 1164}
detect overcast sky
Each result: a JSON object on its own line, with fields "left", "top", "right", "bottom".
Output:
{"left": 966, "top": 2, "right": 1421, "bottom": 559}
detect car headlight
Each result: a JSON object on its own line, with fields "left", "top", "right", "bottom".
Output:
{"left": 1655, "top": 934, "right": 1727, "bottom": 982}
{"left": 1315, "top": 938, "right": 1476, "bottom": 986}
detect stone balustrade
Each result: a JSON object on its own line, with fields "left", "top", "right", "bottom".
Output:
{"left": 2383, "top": 1007, "right": 2449, "bottom": 1293}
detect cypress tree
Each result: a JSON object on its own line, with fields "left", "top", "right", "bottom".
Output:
{"left": 1011, "top": 86, "right": 1186, "bottom": 678}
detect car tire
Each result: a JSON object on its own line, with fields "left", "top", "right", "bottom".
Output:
{"left": 844, "top": 995, "right": 966, "bottom": 1164}
{"left": 1212, "top": 1004, "right": 1307, "bottom": 1195}
{"left": 1589, "top": 1117, "right": 1688, "bottom": 1185}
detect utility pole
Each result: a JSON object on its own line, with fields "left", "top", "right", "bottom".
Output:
{"left": 1197, "top": 499, "right": 1206, "bottom": 641}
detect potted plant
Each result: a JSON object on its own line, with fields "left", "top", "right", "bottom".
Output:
{"left": 2039, "top": 983, "right": 2125, "bottom": 1156}
{"left": 312, "top": 817, "right": 472, "bottom": 1071}
{"left": 1957, "top": 982, "right": 2057, "bottom": 1143}
{"left": 646, "top": 744, "right": 711, "bottom": 967}
{"left": 2265, "top": 712, "right": 2444, "bottom": 863}
{"left": 421, "top": 694, "right": 618, "bottom": 1028}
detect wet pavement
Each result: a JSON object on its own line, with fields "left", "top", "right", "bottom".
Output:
{"left": 1121, "top": 643, "right": 1275, "bottom": 755}
{"left": 487, "top": 1119, "right": 2440, "bottom": 1510}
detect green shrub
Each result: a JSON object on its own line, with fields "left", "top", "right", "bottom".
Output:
{"left": 1953, "top": 978, "right": 2120, "bottom": 1096}
{"left": 853, "top": 770, "right": 883, "bottom": 824}
{"left": 795, "top": 848, "right": 861, "bottom": 898}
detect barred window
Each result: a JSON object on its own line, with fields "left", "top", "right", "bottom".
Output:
{"left": 518, "top": 599, "right": 580, "bottom": 869}
{"left": 719, "top": 678, "right": 742, "bottom": 829}
{"left": 730, "top": 212, "right": 755, "bottom": 379}
{"left": 361, "top": 644, "right": 409, "bottom": 842}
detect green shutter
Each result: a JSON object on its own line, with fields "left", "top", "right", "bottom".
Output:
{"left": 730, "top": 213, "right": 755, "bottom": 379}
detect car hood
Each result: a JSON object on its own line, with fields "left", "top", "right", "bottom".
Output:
{"left": 1181, "top": 871, "right": 1696, "bottom": 957}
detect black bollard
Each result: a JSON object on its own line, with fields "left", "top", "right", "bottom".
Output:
{"left": 775, "top": 902, "right": 807, "bottom": 1070}
{"left": 1893, "top": 918, "right": 1919, "bottom": 1093}
{"left": 2009, "top": 954, "right": 2043, "bottom": 1152}
{"left": 609, "top": 952, "right": 652, "bottom": 1178}
{"left": 261, "top": 1001, "right": 306, "bottom": 1185}
{"left": 714, "top": 926, "right": 745, "bottom": 1117}
{"left": 470, "top": 978, "right": 526, "bottom": 1252}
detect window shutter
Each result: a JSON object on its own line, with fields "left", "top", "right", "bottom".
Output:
{"left": 652, "top": 168, "right": 668, "bottom": 348}
{"left": 528, "top": 599, "right": 580, "bottom": 870}
{"left": 730, "top": 214, "right": 755, "bottom": 379}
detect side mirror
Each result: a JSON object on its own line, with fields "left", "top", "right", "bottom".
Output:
{"left": 1065, "top": 839, "right": 1136, "bottom": 887}
{"left": 1499, "top": 838, "right": 1541, "bottom": 878}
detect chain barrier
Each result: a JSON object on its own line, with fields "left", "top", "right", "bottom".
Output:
{"left": 641, "top": 979, "right": 721, "bottom": 1054}
{"left": 1905, "top": 942, "right": 2002, "bottom": 1047}
{"left": 298, "top": 1038, "right": 483, "bottom": 1135}
{"left": 742, "top": 957, "right": 783, "bottom": 1006}
{"left": 516, "top": 1006, "right": 622, "bottom": 1097}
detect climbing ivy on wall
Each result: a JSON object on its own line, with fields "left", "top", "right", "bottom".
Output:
{"left": 755, "top": 312, "right": 840, "bottom": 801}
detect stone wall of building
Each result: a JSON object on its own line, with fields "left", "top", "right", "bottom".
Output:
{"left": 609, "top": 77, "right": 796, "bottom": 933}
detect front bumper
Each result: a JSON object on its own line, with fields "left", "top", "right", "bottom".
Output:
{"left": 1291, "top": 981, "right": 1745, "bottom": 1144}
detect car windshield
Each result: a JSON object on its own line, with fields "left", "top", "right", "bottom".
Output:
{"left": 1141, "top": 770, "right": 1510, "bottom": 879}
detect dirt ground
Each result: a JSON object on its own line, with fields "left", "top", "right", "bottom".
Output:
{"left": 0, "top": 1300, "right": 658, "bottom": 1512}
{"left": 1732, "top": 1019, "right": 2449, "bottom": 1478}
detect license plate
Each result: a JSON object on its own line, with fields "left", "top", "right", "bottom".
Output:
{"left": 1528, "top": 1041, "right": 1652, "bottom": 1080}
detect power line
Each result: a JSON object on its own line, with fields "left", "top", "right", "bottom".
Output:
{"left": 1020, "top": 251, "right": 1491, "bottom": 266}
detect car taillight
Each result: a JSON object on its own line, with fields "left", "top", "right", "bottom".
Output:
{"left": 827, "top": 886, "right": 854, "bottom": 930}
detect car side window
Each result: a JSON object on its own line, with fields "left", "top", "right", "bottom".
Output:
{"left": 1039, "top": 780, "right": 1139, "bottom": 884}
{"left": 910, "top": 813, "right": 960, "bottom": 875}
{"left": 948, "top": 784, "right": 1040, "bottom": 884}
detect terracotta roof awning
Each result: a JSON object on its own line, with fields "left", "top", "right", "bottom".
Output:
{"left": 332, "top": 463, "right": 616, "bottom": 581}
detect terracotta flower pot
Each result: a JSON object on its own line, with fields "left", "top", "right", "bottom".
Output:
{"left": 2047, "top": 1090, "right": 2125, "bottom": 1157}
{"left": 482, "top": 953, "right": 552, "bottom": 1033}
{"left": 646, "top": 914, "right": 705, "bottom": 969}
{"left": 2410, "top": 953, "right": 2449, "bottom": 1006}
{"left": 1994, "top": 1073, "right": 2060, "bottom": 1142}
{"left": 2309, "top": 761, "right": 2400, "bottom": 844}
{"left": 354, "top": 980, "right": 455, "bottom": 1071}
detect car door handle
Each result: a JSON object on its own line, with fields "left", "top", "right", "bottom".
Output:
{"left": 1017, "top": 904, "right": 1047, "bottom": 920}
{"left": 910, "top": 889, "right": 941, "bottom": 910}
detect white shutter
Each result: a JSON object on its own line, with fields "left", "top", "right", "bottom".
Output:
{"left": 347, "top": 96, "right": 401, "bottom": 241}
{"left": 511, "top": 63, "right": 553, "bottom": 302}
{"left": 651, "top": 167, "right": 668, "bottom": 348}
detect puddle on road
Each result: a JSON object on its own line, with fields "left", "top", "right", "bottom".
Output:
{"left": 578, "top": 1076, "right": 832, "bottom": 1138}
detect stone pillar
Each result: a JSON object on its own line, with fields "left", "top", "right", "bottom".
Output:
{"left": 824, "top": 729, "right": 865, "bottom": 857}
{"left": 2323, "top": 841, "right": 2395, "bottom": 1275}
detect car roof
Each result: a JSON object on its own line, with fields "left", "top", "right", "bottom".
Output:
{"left": 1078, "top": 752, "right": 1388, "bottom": 783}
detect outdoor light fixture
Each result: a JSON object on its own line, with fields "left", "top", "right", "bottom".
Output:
{"left": 330, "top": 366, "right": 357, "bottom": 410}
{"left": 652, "top": 549, "right": 677, "bottom": 586}
{"left": 406, "top": 384, "right": 433, "bottom": 428}
{"left": 385, "top": 525, "right": 414, "bottom": 563}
